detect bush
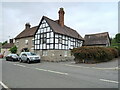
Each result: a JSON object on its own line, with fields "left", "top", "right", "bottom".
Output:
{"left": 71, "top": 46, "right": 119, "bottom": 63}
{"left": 9, "top": 45, "right": 17, "bottom": 54}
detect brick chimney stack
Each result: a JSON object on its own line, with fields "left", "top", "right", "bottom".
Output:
{"left": 58, "top": 8, "right": 65, "bottom": 27}
{"left": 25, "top": 23, "right": 31, "bottom": 29}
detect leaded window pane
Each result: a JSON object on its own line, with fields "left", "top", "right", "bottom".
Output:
{"left": 55, "top": 44, "right": 58, "bottom": 49}
{"left": 55, "top": 34, "right": 58, "bottom": 38}
{"left": 47, "top": 33, "right": 50, "bottom": 38}
{"left": 43, "top": 44, "right": 46, "bottom": 49}
{"left": 50, "top": 44, "right": 53, "bottom": 49}
{"left": 51, "top": 32, "right": 54, "bottom": 37}
{"left": 40, "top": 45, "right": 42, "bottom": 49}
{"left": 47, "top": 39, "right": 49, "bottom": 43}
{"left": 55, "top": 38, "right": 58, "bottom": 43}
{"left": 50, "top": 38, "right": 53, "bottom": 43}
{"left": 47, "top": 45, "right": 49, "bottom": 49}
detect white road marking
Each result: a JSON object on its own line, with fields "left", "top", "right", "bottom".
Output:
{"left": 35, "top": 68, "right": 68, "bottom": 75}
{"left": 63, "top": 64, "right": 119, "bottom": 70}
{"left": 64, "top": 64, "right": 90, "bottom": 69}
{"left": 100, "top": 79, "right": 119, "bottom": 84}
{"left": 13, "top": 64, "right": 68, "bottom": 75}
{"left": 0, "top": 81, "right": 11, "bottom": 90}
{"left": 14, "top": 64, "right": 26, "bottom": 67}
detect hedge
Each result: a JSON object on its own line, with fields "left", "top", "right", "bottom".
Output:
{"left": 71, "top": 46, "right": 119, "bottom": 63}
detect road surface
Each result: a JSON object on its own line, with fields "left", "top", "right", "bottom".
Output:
{"left": 0, "top": 58, "right": 119, "bottom": 88}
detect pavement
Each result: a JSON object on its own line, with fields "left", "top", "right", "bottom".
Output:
{"left": 0, "top": 58, "right": 119, "bottom": 88}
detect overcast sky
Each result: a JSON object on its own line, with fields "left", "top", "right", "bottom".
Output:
{"left": 1, "top": 2, "right": 118, "bottom": 42}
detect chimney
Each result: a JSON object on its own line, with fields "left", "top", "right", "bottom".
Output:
{"left": 58, "top": 8, "right": 65, "bottom": 27}
{"left": 25, "top": 23, "right": 31, "bottom": 29}
{"left": 9, "top": 39, "right": 13, "bottom": 43}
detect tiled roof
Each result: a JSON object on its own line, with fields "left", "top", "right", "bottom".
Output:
{"left": 2, "top": 43, "right": 14, "bottom": 49}
{"left": 83, "top": 32, "right": 110, "bottom": 45}
{"left": 43, "top": 16, "right": 84, "bottom": 40}
{"left": 15, "top": 26, "right": 38, "bottom": 39}
{"left": 15, "top": 16, "right": 84, "bottom": 41}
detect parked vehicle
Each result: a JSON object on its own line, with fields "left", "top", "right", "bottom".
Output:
{"left": 0, "top": 53, "right": 3, "bottom": 58}
{"left": 19, "top": 52, "right": 41, "bottom": 64}
{"left": 6, "top": 54, "right": 19, "bottom": 61}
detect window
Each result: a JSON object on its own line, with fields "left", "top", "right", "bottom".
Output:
{"left": 32, "top": 39, "right": 34, "bottom": 46}
{"left": 59, "top": 44, "right": 62, "bottom": 49}
{"left": 42, "top": 50, "right": 47, "bottom": 56}
{"left": 64, "top": 51, "right": 67, "bottom": 57}
{"left": 47, "top": 27, "right": 50, "bottom": 32}
{"left": 51, "top": 32, "right": 54, "bottom": 37}
{"left": 47, "top": 33, "right": 50, "bottom": 38}
{"left": 43, "top": 44, "right": 46, "bottom": 49}
{"left": 50, "top": 38, "right": 53, "bottom": 43}
{"left": 55, "top": 34, "right": 58, "bottom": 38}
{"left": 40, "top": 44, "right": 42, "bottom": 49}
{"left": 55, "top": 44, "right": 58, "bottom": 49}
{"left": 50, "top": 44, "right": 53, "bottom": 49}
{"left": 43, "top": 38, "right": 46, "bottom": 44}
{"left": 25, "top": 40, "right": 28, "bottom": 45}
{"left": 16, "top": 41, "right": 19, "bottom": 47}
{"left": 47, "top": 45, "right": 49, "bottom": 49}
{"left": 55, "top": 38, "right": 58, "bottom": 43}
{"left": 47, "top": 39, "right": 49, "bottom": 43}
{"left": 58, "top": 37, "right": 62, "bottom": 44}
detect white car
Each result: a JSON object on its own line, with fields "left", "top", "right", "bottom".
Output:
{"left": 19, "top": 52, "right": 41, "bottom": 64}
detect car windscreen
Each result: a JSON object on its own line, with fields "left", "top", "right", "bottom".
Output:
{"left": 27, "top": 52, "right": 36, "bottom": 56}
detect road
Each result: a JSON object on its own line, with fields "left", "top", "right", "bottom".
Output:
{"left": 0, "top": 58, "right": 119, "bottom": 88}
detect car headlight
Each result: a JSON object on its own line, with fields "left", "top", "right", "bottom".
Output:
{"left": 12, "top": 56, "right": 17, "bottom": 58}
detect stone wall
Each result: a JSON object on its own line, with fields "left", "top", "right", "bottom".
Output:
{"left": 35, "top": 50, "right": 74, "bottom": 62}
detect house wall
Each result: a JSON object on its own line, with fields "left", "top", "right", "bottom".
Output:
{"left": 15, "top": 37, "right": 34, "bottom": 54}
{"left": 35, "top": 50, "right": 74, "bottom": 62}
{"left": 1, "top": 48, "right": 11, "bottom": 56}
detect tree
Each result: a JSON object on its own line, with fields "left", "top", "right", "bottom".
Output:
{"left": 9, "top": 45, "right": 17, "bottom": 54}
{"left": 115, "top": 33, "right": 120, "bottom": 43}
{"left": 2, "top": 41, "right": 7, "bottom": 46}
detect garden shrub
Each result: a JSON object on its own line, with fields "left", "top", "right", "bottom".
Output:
{"left": 71, "top": 46, "right": 119, "bottom": 63}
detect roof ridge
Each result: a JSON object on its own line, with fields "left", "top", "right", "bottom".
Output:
{"left": 85, "top": 32, "right": 108, "bottom": 36}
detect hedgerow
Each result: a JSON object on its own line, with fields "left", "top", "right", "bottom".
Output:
{"left": 71, "top": 46, "right": 119, "bottom": 63}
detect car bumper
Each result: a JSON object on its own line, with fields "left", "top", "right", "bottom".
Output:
{"left": 30, "top": 59, "right": 40, "bottom": 62}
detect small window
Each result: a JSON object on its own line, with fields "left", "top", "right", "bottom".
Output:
{"left": 42, "top": 50, "right": 47, "bottom": 56}
{"left": 58, "top": 38, "right": 62, "bottom": 44}
{"left": 64, "top": 51, "right": 67, "bottom": 57}
{"left": 25, "top": 40, "right": 28, "bottom": 45}
{"left": 32, "top": 39, "right": 34, "bottom": 46}
{"left": 43, "top": 38, "right": 46, "bottom": 44}
{"left": 16, "top": 41, "right": 19, "bottom": 46}
{"left": 51, "top": 32, "right": 54, "bottom": 37}
{"left": 50, "top": 38, "right": 53, "bottom": 43}
{"left": 50, "top": 44, "right": 53, "bottom": 49}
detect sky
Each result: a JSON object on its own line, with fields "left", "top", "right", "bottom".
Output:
{"left": 0, "top": 2, "right": 118, "bottom": 42}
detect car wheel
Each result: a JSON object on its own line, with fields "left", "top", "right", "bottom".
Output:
{"left": 19, "top": 59, "right": 22, "bottom": 63}
{"left": 38, "top": 60, "right": 40, "bottom": 63}
{"left": 27, "top": 59, "right": 31, "bottom": 64}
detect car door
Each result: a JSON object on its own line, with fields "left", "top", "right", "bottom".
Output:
{"left": 21, "top": 54, "right": 25, "bottom": 61}
{"left": 24, "top": 54, "right": 28, "bottom": 61}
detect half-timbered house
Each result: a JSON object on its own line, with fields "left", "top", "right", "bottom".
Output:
{"left": 34, "top": 8, "right": 84, "bottom": 61}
